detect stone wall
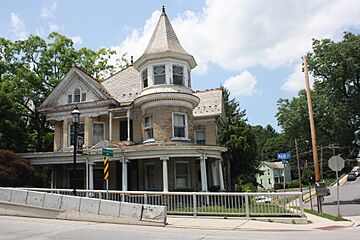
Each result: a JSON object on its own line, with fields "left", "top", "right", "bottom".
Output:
{"left": 143, "top": 106, "right": 194, "bottom": 141}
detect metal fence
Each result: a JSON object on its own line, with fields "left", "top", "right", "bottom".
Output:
{"left": 22, "top": 188, "right": 304, "bottom": 217}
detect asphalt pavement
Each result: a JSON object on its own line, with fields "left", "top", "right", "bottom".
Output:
{"left": 305, "top": 175, "right": 360, "bottom": 216}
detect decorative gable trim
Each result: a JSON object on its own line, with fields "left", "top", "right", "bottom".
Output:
{"left": 39, "top": 67, "right": 114, "bottom": 111}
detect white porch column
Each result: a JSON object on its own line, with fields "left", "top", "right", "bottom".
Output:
{"left": 200, "top": 153, "right": 208, "bottom": 192}
{"left": 122, "top": 157, "right": 128, "bottom": 191}
{"left": 217, "top": 160, "right": 225, "bottom": 191}
{"left": 109, "top": 111, "right": 113, "bottom": 141}
{"left": 50, "top": 168, "right": 56, "bottom": 189}
{"left": 126, "top": 108, "right": 131, "bottom": 141}
{"left": 88, "top": 160, "right": 94, "bottom": 190}
{"left": 161, "top": 157, "right": 169, "bottom": 192}
{"left": 211, "top": 161, "right": 219, "bottom": 187}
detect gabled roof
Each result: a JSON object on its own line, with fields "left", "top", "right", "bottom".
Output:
{"left": 39, "top": 67, "right": 113, "bottom": 110}
{"left": 261, "top": 161, "right": 285, "bottom": 169}
{"left": 193, "top": 88, "right": 223, "bottom": 118}
{"left": 102, "top": 66, "right": 140, "bottom": 104}
{"left": 134, "top": 7, "right": 197, "bottom": 69}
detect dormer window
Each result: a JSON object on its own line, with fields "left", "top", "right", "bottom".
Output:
{"left": 153, "top": 65, "right": 166, "bottom": 85}
{"left": 142, "top": 69, "right": 148, "bottom": 88}
{"left": 173, "top": 65, "right": 183, "bottom": 85}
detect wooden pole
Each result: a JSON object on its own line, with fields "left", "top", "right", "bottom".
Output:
{"left": 303, "top": 56, "right": 320, "bottom": 183}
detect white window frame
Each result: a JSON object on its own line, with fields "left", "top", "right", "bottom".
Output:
{"left": 92, "top": 122, "right": 105, "bottom": 145}
{"left": 172, "top": 64, "right": 184, "bottom": 86}
{"left": 153, "top": 65, "right": 166, "bottom": 85}
{"left": 143, "top": 115, "right": 154, "bottom": 142}
{"left": 174, "top": 160, "right": 191, "bottom": 190}
{"left": 172, "top": 112, "right": 188, "bottom": 140}
{"left": 141, "top": 68, "right": 148, "bottom": 88}
{"left": 144, "top": 162, "right": 156, "bottom": 190}
{"left": 68, "top": 122, "right": 84, "bottom": 147}
{"left": 195, "top": 130, "right": 206, "bottom": 145}
{"left": 67, "top": 86, "right": 86, "bottom": 104}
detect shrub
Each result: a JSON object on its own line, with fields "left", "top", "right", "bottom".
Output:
{"left": 0, "top": 149, "right": 34, "bottom": 187}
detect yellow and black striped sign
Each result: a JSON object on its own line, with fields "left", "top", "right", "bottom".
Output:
{"left": 103, "top": 156, "right": 109, "bottom": 180}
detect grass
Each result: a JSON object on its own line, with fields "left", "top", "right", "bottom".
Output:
{"left": 303, "top": 208, "right": 349, "bottom": 221}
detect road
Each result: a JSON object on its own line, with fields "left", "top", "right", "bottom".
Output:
{"left": 305, "top": 175, "right": 360, "bottom": 216}
{"left": 0, "top": 216, "right": 360, "bottom": 240}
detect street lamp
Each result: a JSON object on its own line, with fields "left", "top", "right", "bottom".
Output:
{"left": 71, "top": 106, "right": 80, "bottom": 196}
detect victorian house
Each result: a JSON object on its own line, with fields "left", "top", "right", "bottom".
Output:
{"left": 22, "top": 7, "right": 227, "bottom": 192}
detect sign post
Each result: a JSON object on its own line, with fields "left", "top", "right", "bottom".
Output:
{"left": 102, "top": 148, "right": 113, "bottom": 199}
{"left": 328, "top": 155, "right": 345, "bottom": 216}
{"left": 277, "top": 153, "right": 291, "bottom": 191}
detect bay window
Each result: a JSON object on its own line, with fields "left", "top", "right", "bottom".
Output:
{"left": 153, "top": 65, "right": 166, "bottom": 85}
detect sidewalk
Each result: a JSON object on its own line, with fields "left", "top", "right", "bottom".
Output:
{"left": 166, "top": 212, "right": 354, "bottom": 231}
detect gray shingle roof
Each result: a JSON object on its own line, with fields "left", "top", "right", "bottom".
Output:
{"left": 102, "top": 66, "right": 141, "bottom": 103}
{"left": 143, "top": 11, "right": 189, "bottom": 56}
{"left": 193, "top": 88, "right": 223, "bottom": 117}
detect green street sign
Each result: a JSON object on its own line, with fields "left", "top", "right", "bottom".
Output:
{"left": 102, "top": 148, "right": 113, "bottom": 157}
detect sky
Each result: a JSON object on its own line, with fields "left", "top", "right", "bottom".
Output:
{"left": 1, "top": 0, "right": 360, "bottom": 131}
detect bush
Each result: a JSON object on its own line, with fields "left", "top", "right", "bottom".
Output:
{"left": 0, "top": 149, "right": 34, "bottom": 187}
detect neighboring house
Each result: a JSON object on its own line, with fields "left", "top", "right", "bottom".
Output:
{"left": 256, "top": 161, "right": 291, "bottom": 190}
{"left": 21, "top": 7, "right": 227, "bottom": 192}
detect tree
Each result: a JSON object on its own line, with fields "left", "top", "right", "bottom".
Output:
{"left": 252, "top": 124, "right": 278, "bottom": 161}
{"left": 0, "top": 149, "right": 34, "bottom": 187}
{"left": 0, "top": 32, "right": 126, "bottom": 152}
{"left": 219, "top": 88, "right": 258, "bottom": 191}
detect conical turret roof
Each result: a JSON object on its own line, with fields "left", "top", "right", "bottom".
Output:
{"left": 134, "top": 7, "right": 197, "bottom": 69}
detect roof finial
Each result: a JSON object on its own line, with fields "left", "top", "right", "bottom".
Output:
{"left": 162, "top": 5, "right": 165, "bottom": 13}
{"left": 130, "top": 56, "right": 133, "bottom": 65}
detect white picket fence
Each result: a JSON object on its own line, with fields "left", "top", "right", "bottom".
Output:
{"left": 22, "top": 188, "right": 304, "bottom": 217}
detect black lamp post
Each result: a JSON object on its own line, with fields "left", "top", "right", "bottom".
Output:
{"left": 71, "top": 106, "right": 80, "bottom": 196}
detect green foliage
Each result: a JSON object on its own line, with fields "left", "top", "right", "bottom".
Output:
{"left": 219, "top": 88, "right": 258, "bottom": 191}
{"left": 0, "top": 32, "right": 126, "bottom": 152}
{"left": 252, "top": 125, "right": 277, "bottom": 161}
{"left": 0, "top": 149, "right": 34, "bottom": 186}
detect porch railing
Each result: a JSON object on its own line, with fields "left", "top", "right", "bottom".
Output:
{"left": 21, "top": 188, "right": 304, "bottom": 217}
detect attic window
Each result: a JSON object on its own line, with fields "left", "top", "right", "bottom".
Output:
{"left": 74, "top": 88, "right": 81, "bottom": 102}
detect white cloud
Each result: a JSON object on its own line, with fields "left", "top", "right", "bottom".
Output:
{"left": 41, "top": 1, "right": 57, "bottom": 19}
{"left": 10, "top": 13, "right": 27, "bottom": 39}
{"left": 48, "top": 23, "right": 63, "bottom": 32}
{"left": 70, "top": 36, "right": 83, "bottom": 45}
{"left": 282, "top": 63, "right": 314, "bottom": 92}
{"left": 224, "top": 71, "right": 258, "bottom": 97}
{"left": 115, "top": 0, "right": 360, "bottom": 79}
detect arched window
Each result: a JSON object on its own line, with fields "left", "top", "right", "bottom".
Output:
{"left": 74, "top": 88, "right": 81, "bottom": 103}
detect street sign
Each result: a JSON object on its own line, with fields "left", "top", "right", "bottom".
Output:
{"left": 77, "top": 136, "right": 83, "bottom": 154}
{"left": 102, "top": 148, "right": 113, "bottom": 157}
{"left": 276, "top": 153, "right": 291, "bottom": 160}
{"left": 328, "top": 155, "right": 345, "bottom": 172}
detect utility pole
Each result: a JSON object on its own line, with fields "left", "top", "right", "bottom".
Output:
{"left": 303, "top": 55, "right": 321, "bottom": 212}
{"left": 295, "top": 139, "right": 303, "bottom": 195}
{"left": 320, "top": 146, "right": 323, "bottom": 181}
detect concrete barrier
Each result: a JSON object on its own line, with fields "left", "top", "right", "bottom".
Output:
{"left": 99, "top": 199, "right": 121, "bottom": 217}
{"left": 0, "top": 188, "right": 166, "bottom": 226}
{"left": 26, "top": 191, "right": 45, "bottom": 208}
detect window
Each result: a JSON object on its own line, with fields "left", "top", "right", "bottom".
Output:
{"left": 67, "top": 94, "right": 72, "bottom": 104}
{"left": 142, "top": 69, "right": 148, "bottom": 88}
{"left": 69, "top": 123, "right": 84, "bottom": 146}
{"left": 81, "top": 93, "right": 86, "bottom": 102}
{"left": 175, "top": 161, "right": 190, "bottom": 189}
{"left": 187, "top": 69, "right": 191, "bottom": 87}
{"left": 145, "top": 163, "right": 155, "bottom": 190}
{"left": 144, "top": 116, "right": 153, "bottom": 140}
{"left": 93, "top": 123, "right": 104, "bottom": 145}
{"left": 173, "top": 65, "right": 183, "bottom": 85}
{"left": 153, "top": 65, "right": 166, "bottom": 85}
{"left": 74, "top": 88, "right": 81, "bottom": 102}
{"left": 195, "top": 130, "right": 205, "bottom": 145}
{"left": 173, "top": 113, "right": 187, "bottom": 138}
